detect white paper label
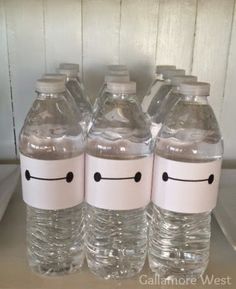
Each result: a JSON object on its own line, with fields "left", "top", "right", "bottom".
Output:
{"left": 152, "top": 156, "right": 222, "bottom": 213}
{"left": 85, "top": 155, "right": 153, "bottom": 210}
{"left": 20, "top": 154, "right": 84, "bottom": 210}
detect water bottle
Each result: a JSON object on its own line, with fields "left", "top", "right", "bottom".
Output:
{"left": 141, "top": 65, "right": 176, "bottom": 112}
{"left": 85, "top": 81, "right": 153, "bottom": 279}
{"left": 147, "top": 69, "right": 185, "bottom": 137}
{"left": 59, "top": 63, "right": 82, "bottom": 86}
{"left": 59, "top": 64, "right": 92, "bottom": 132}
{"left": 93, "top": 74, "right": 130, "bottom": 114}
{"left": 149, "top": 82, "right": 223, "bottom": 279}
{"left": 43, "top": 73, "right": 82, "bottom": 124}
{"left": 146, "top": 74, "right": 197, "bottom": 224}
{"left": 19, "top": 78, "right": 85, "bottom": 276}
{"left": 150, "top": 74, "right": 197, "bottom": 138}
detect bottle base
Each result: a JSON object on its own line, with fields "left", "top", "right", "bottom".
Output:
{"left": 29, "top": 262, "right": 84, "bottom": 277}
{"left": 87, "top": 262, "right": 144, "bottom": 280}
{"left": 149, "top": 259, "right": 208, "bottom": 280}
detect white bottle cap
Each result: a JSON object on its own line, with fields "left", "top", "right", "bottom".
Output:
{"left": 105, "top": 74, "right": 130, "bottom": 84}
{"left": 59, "top": 63, "right": 80, "bottom": 71}
{"left": 179, "top": 82, "right": 210, "bottom": 96}
{"left": 108, "top": 64, "right": 127, "bottom": 71}
{"left": 36, "top": 78, "right": 65, "bottom": 94}
{"left": 155, "top": 65, "right": 176, "bottom": 74}
{"left": 107, "top": 81, "right": 136, "bottom": 94}
{"left": 162, "top": 69, "right": 185, "bottom": 80}
{"left": 170, "top": 75, "right": 198, "bottom": 87}
{"left": 59, "top": 68, "right": 78, "bottom": 78}
{"left": 42, "top": 73, "right": 67, "bottom": 83}
{"left": 109, "top": 70, "right": 129, "bottom": 76}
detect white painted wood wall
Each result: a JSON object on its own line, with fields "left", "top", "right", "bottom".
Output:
{"left": 0, "top": 0, "right": 235, "bottom": 162}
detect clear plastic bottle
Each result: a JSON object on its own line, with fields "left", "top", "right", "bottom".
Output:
{"left": 146, "top": 75, "right": 197, "bottom": 224}
{"left": 146, "top": 69, "right": 185, "bottom": 137}
{"left": 150, "top": 74, "right": 197, "bottom": 138}
{"left": 19, "top": 78, "right": 85, "bottom": 276}
{"left": 149, "top": 82, "right": 223, "bottom": 279}
{"left": 93, "top": 74, "right": 130, "bottom": 115}
{"left": 43, "top": 73, "right": 83, "bottom": 125}
{"left": 141, "top": 65, "right": 176, "bottom": 112}
{"left": 59, "top": 64, "right": 92, "bottom": 132}
{"left": 85, "top": 81, "right": 153, "bottom": 279}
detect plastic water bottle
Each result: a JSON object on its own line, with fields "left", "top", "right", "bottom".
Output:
{"left": 43, "top": 73, "right": 82, "bottom": 124}
{"left": 19, "top": 78, "right": 85, "bottom": 276}
{"left": 141, "top": 65, "right": 176, "bottom": 112}
{"left": 149, "top": 82, "right": 223, "bottom": 279}
{"left": 149, "top": 74, "right": 197, "bottom": 138}
{"left": 146, "top": 69, "right": 185, "bottom": 137}
{"left": 159, "top": 75, "right": 197, "bottom": 119}
{"left": 146, "top": 74, "right": 197, "bottom": 224}
{"left": 85, "top": 81, "right": 153, "bottom": 279}
{"left": 93, "top": 74, "right": 130, "bottom": 114}
{"left": 59, "top": 63, "right": 92, "bottom": 132}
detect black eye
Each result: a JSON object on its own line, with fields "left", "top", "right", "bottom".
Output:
{"left": 134, "top": 172, "right": 142, "bottom": 182}
{"left": 94, "top": 172, "right": 102, "bottom": 182}
{"left": 25, "top": 170, "right": 31, "bottom": 181}
{"left": 66, "top": 172, "right": 74, "bottom": 183}
{"left": 208, "top": 174, "right": 214, "bottom": 184}
{"left": 162, "top": 172, "right": 168, "bottom": 182}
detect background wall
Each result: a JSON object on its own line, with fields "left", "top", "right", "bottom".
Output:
{"left": 0, "top": 0, "right": 235, "bottom": 162}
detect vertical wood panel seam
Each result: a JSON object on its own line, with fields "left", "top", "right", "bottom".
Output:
{"left": 154, "top": 0, "right": 161, "bottom": 64}
{"left": 81, "top": 0, "right": 84, "bottom": 80}
{"left": 42, "top": 0, "right": 47, "bottom": 73}
{"left": 220, "top": 0, "right": 236, "bottom": 121}
{"left": 3, "top": 0, "right": 17, "bottom": 157}
{"left": 190, "top": 0, "right": 199, "bottom": 74}
{"left": 118, "top": 0, "right": 122, "bottom": 64}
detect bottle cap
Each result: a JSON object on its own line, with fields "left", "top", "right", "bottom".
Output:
{"left": 170, "top": 75, "right": 197, "bottom": 87}
{"left": 162, "top": 69, "right": 185, "bottom": 80}
{"left": 59, "top": 63, "right": 79, "bottom": 71}
{"left": 109, "top": 69, "right": 129, "bottom": 76}
{"left": 59, "top": 68, "right": 78, "bottom": 78}
{"left": 155, "top": 65, "right": 176, "bottom": 74}
{"left": 36, "top": 78, "right": 65, "bottom": 94}
{"left": 105, "top": 74, "right": 130, "bottom": 84}
{"left": 42, "top": 73, "right": 67, "bottom": 83}
{"left": 179, "top": 82, "right": 210, "bottom": 96}
{"left": 107, "top": 81, "right": 136, "bottom": 94}
{"left": 107, "top": 64, "right": 127, "bottom": 71}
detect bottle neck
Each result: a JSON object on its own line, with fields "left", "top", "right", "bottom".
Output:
{"left": 182, "top": 94, "right": 209, "bottom": 104}
{"left": 36, "top": 91, "right": 65, "bottom": 99}
{"left": 154, "top": 74, "right": 171, "bottom": 83}
{"left": 108, "top": 92, "right": 135, "bottom": 100}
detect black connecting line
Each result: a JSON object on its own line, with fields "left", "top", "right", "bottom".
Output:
{"left": 162, "top": 172, "right": 214, "bottom": 184}
{"left": 25, "top": 170, "right": 74, "bottom": 183}
{"left": 94, "top": 172, "right": 142, "bottom": 183}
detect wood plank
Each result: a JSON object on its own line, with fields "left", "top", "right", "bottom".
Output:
{"left": 156, "top": 0, "right": 197, "bottom": 74}
{"left": 0, "top": 0, "right": 16, "bottom": 160}
{"left": 82, "top": 0, "right": 121, "bottom": 101}
{"left": 5, "top": 0, "right": 46, "bottom": 152}
{"left": 119, "top": 0, "right": 159, "bottom": 99}
{"left": 44, "top": 0, "right": 82, "bottom": 73}
{"left": 221, "top": 2, "right": 236, "bottom": 161}
{"left": 191, "top": 0, "right": 235, "bottom": 120}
